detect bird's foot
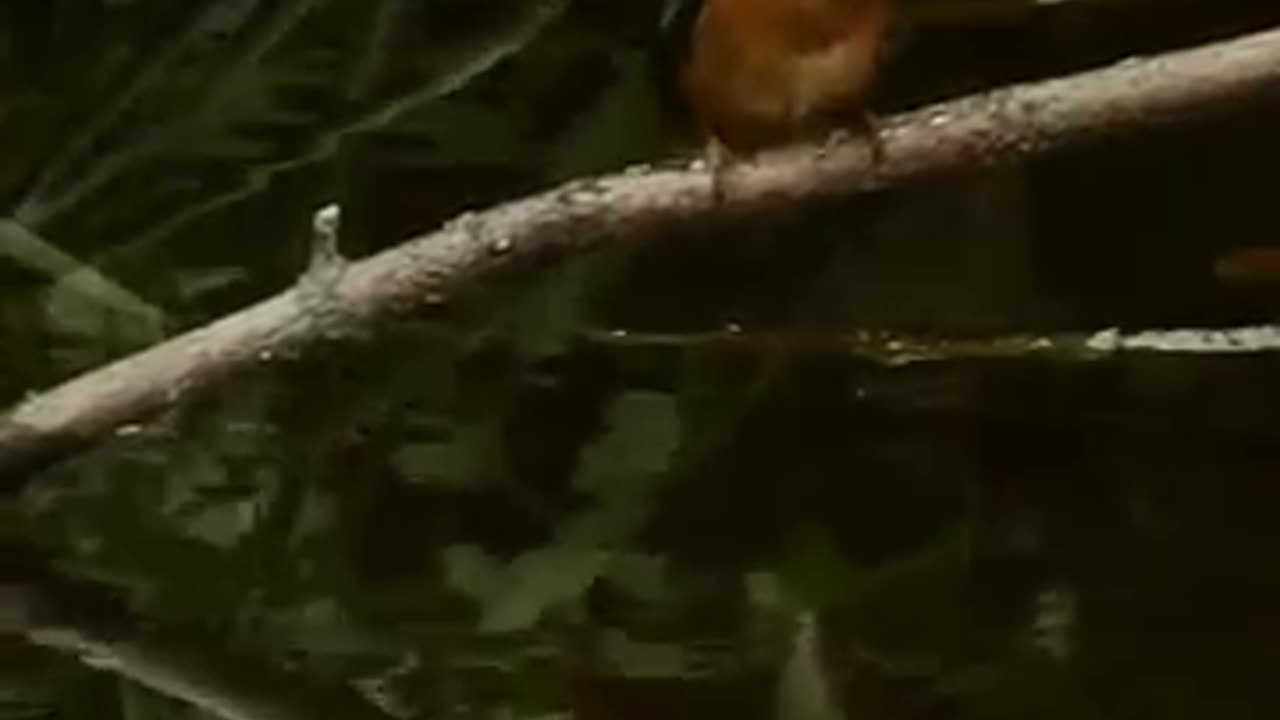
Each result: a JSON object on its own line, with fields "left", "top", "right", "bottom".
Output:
{"left": 826, "top": 111, "right": 884, "bottom": 164}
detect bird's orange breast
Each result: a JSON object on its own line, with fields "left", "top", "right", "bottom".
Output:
{"left": 682, "top": 0, "right": 890, "bottom": 151}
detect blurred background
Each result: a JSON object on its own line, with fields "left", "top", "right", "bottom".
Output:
{"left": 4, "top": 1, "right": 1280, "bottom": 719}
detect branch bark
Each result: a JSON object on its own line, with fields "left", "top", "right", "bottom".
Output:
{"left": 2, "top": 580, "right": 393, "bottom": 720}
{"left": 4, "top": 25, "right": 1280, "bottom": 488}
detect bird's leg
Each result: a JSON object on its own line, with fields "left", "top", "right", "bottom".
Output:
{"left": 853, "top": 109, "right": 885, "bottom": 164}
{"left": 705, "top": 137, "right": 733, "bottom": 204}
{"left": 822, "top": 109, "right": 885, "bottom": 165}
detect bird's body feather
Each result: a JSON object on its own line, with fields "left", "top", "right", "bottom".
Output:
{"left": 683, "top": 0, "right": 889, "bottom": 151}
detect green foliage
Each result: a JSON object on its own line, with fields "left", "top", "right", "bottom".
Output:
{"left": 546, "top": 50, "right": 667, "bottom": 180}
{"left": 574, "top": 390, "right": 680, "bottom": 498}
{"left": 9, "top": 1, "right": 1280, "bottom": 719}
{"left": 492, "top": 259, "right": 597, "bottom": 361}
{"left": 598, "top": 628, "right": 687, "bottom": 676}
{"left": 393, "top": 418, "right": 505, "bottom": 491}
{"left": 435, "top": 390, "right": 680, "bottom": 634}
{"left": 476, "top": 545, "right": 612, "bottom": 633}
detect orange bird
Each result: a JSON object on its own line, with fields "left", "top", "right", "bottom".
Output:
{"left": 682, "top": 0, "right": 891, "bottom": 159}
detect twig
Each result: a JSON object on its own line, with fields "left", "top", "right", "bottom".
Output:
{"left": 15, "top": 0, "right": 328, "bottom": 229}
{"left": 345, "top": 0, "right": 411, "bottom": 100}
{"left": 128, "top": 0, "right": 571, "bottom": 250}
{"left": 3, "top": 25, "right": 1280, "bottom": 487}
{"left": 4, "top": 580, "right": 393, "bottom": 720}
{"left": 583, "top": 325, "right": 1280, "bottom": 365}
{"left": 12, "top": 2, "right": 238, "bottom": 226}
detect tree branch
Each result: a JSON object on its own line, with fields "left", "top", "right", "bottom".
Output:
{"left": 584, "top": 324, "right": 1280, "bottom": 365}
{"left": 2, "top": 580, "right": 394, "bottom": 720}
{"left": 4, "top": 25, "right": 1280, "bottom": 487}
